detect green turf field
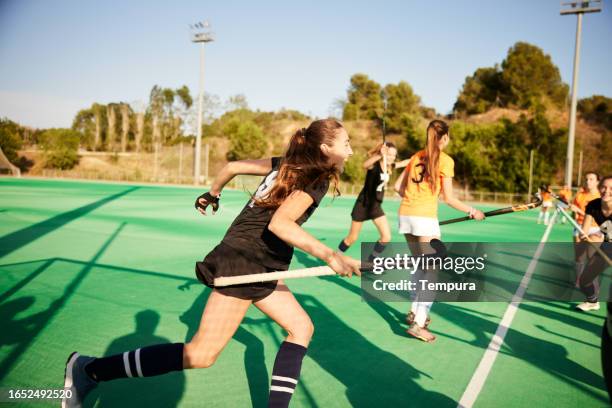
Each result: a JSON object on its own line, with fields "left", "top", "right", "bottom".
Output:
{"left": 0, "top": 178, "right": 609, "bottom": 407}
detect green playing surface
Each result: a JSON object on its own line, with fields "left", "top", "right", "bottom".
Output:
{"left": 0, "top": 178, "right": 608, "bottom": 407}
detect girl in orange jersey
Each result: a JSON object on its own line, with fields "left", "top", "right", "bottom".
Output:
{"left": 536, "top": 184, "right": 554, "bottom": 225}
{"left": 394, "top": 119, "right": 485, "bottom": 343}
{"left": 571, "top": 172, "right": 601, "bottom": 285}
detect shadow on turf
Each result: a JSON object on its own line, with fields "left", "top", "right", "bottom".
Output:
{"left": 85, "top": 310, "right": 185, "bottom": 408}
{"left": 0, "top": 223, "right": 127, "bottom": 383}
{"left": 0, "top": 186, "right": 138, "bottom": 258}
{"left": 435, "top": 302, "right": 609, "bottom": 403}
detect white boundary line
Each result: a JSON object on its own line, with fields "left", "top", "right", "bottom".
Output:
{"left": 457, "top": 211, "right": 558, "bottom": 408}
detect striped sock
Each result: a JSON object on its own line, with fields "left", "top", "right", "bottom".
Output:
{"left": 268, "top": 341, "right": 307, "bottom": 408}
{"left": 85, "top": 343, "right": 184, "bottom": 382}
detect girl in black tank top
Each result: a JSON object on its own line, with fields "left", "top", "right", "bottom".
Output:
{"left": 338, "top": 142, "right": 401, "bottom": 258}
{"left": 61, "top": 120, "right": 361, "bottom": 408}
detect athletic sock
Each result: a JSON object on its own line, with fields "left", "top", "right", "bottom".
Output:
{"left": 85, "top": 343, "right": 184, "bottom": 382}
{"left": 537, "top": 212, "right": 543, "bottom": 223}
{"left": 338, "top": 240, "right": 350, "bottom": 253}
{"left": 367, "top": 241, "right": 387, "bottom": 262}
{"left": 268, "top": 341, "right": 307, "bottom": 408}
{"left": 544, "top": 212, "right": 550, "bottom": 225}
{"left": 415, "top": 302, "right": 433, "bottom": 327}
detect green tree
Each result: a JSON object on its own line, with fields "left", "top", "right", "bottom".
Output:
{"left": 578, "top": 95, "right": 612, "bottom": 130}
{"left": 225, "top": 120, "right": 268, "bottom": 161}
{"left": 0, "top": 118, "right": 23, "bottom": 164}
{"left": 40, "top": 128, "right": 81, "bottom": 169}
{"left": 454, "top": 66, "right": 506, "bottom": 114}
{"left": 343, "top": 74, "right": 383, "bottom": 121}
{"left": 501, "top": 42, "right": 568, "bottom": 109}
{"left": 383, "top": 81, "right": 421, "bottom": 133}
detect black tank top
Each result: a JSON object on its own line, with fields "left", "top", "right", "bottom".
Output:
{"left": 357, "top": 163, "right": 385, "bottom": 206}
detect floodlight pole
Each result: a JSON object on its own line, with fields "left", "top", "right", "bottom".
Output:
{"left": 560, "top": 1, "right": 601, "bottom": 188}
{"left": 191, "top": 22, "right": 214, "bottom": 185}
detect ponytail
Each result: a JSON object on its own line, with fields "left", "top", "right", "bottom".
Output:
{"left": 424, "top": 120, "right": 449, "bottom": 192}
{"left": 255, "top": 119, "right": 343, "bottom": 208}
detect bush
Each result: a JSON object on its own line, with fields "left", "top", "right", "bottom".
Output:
{"left": 0, "top": 118, "right": 23, "bottom": 163}
{"left": 225, "top": 120, "right": 268, "bottom": 161}
{"left": 341, "top": 151, "right": 366, "bottom": 184}
{"left": 40, "top": 128, "right": 81, "bottom": 169}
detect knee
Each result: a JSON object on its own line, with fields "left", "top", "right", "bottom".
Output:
{"left": 184, "top": 342, "right": 218, "bottom": 369}
{"left": 286, "top": 318, "right": 315, "bottom": 344}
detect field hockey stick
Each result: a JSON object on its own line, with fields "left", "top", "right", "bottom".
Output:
{"left": 439, "top": 199, "right": 543, "bottom": 226}
{"left": 552, "top": 196, "right": 612, "bottom": 267}
{"left": 214, "top": 265, "right": 337, "bottom": 287}
{"left": 376, "top": 96, "right": 389, "bottom": 192}
{"left": 214, "top": 239, "right": 448, "bottom": 287}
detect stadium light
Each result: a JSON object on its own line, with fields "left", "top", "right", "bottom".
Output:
{"left": 190, "top": 20, "right": 215, "bottom": 185}
{"left": 560, "top": 0, "right": 602, "bottom": 187}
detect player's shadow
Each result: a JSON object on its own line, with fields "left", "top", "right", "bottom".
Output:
{"left": 179, "top": 286, "right": 270, "bottom": 408}
{"left": 0, "top": 296, "right": 38, "bottom": 349}
{"left": 86, "top": 310, "right": 185, "bottom": 408}
{"left": 435, "top": 302, "right": 609, "bottom": 403}
{"left": 293, "top": 249, "right": 408, "bottom": 337}
{"left": 296, "top": 292, "right": 455, "bottom": 407}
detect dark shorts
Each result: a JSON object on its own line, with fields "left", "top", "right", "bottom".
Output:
{"left": 195, "top": 242, "right": 279, "bottom": 302}
{"left": 351, "top": 199, "right": 385, "bottom": 222}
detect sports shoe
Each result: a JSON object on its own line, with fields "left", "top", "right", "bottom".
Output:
{"left": 62, "top": 352, "right": 98, "bottom": 408}
{"left": 406, "top": 311, "right": 431, "bottom": 328}
{"left": 406, "top": 323, "right": 436, "bottom": 343}
{"left": 575, "top": 302, "right": 600, "bottom": 312}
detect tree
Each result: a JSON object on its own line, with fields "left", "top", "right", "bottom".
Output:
{"left": 454, "top": 42, "right": 569, "bottom": 114}
{"left": 578, "top": 95, "right": 612, "bottom": 130}
{"left": 119, "top": 103, "right": 131, "bottom": 152}
{"left": 383, "top": 81, "right": 421, "bottom": 133}
{"left": 343, "top": 74, "right": 383, "bottom": 121}
{"left": 106, "top": 104, "right": 117, "bottom": 151}
{"left": 225, "top": 120, "right": 268, "bottom": 161}
{"left": 501, "top": 42, "right": 568, "bottom": 109}
{"left": 0, "top": 118, "right": 23, "bottom": 163}
{"left": 39, "top": 128, "right": 80, "bottom": 169}
{"left": 454, "top": 66, "right": 506, "bottom": 114}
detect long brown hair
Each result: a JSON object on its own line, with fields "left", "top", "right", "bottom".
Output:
{"left": 255, "top": 119, "right": 343, "bottom": 208}
{"left": 424, "top": 119, "right": 449, "bottom": 192}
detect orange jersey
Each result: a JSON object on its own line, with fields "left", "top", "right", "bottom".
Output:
{"left": 399, "top": 150, "right": 454, "bottom": 218}
{"left": 572, "top": 189, "right": 600, "bottom": 225}
{"left": 541, "top": 191, "right": 552, "bottom": 202}
{"left": 558, "top": 188, "right": 572, "bottom": 203}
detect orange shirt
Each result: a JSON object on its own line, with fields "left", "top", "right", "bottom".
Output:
{"left": 399, "top": 150, "right": 454, "bottom": 218}
{"left": 541, "top": 191, "right": 552, "bottom": 202}
{"left": 558, "top": 188, "right": 572, "bottom": 203}
{"left": 572, "top": 189, "right": 600, "bottom": 225}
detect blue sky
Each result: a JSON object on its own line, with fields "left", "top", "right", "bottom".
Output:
{"left": 0, "top": 0, "right": 610, "bottom": 128}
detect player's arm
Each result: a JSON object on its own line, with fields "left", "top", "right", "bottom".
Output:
{"left": 209, "top": 158, "right": 274, "bottom": 196}
{"left": 394, "top": 159, "right": 411, "bottom": 169}
{"left": 196, "top": 158, "right": 274, "bottom": 215}
{"left": 441, "top": 177, "right": 485, "bottom": 220}
{"left": 363, "top": 153, "right": 382, "bottom": 170}
{"left": 268, "top": 191, "right": 361, "bottom": 277}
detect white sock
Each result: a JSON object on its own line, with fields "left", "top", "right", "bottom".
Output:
{"left": 544, "top": 212, "right": 550, "bottom": 225}
{"left": 415, "top": 302, "right": 432, "bottom": 327}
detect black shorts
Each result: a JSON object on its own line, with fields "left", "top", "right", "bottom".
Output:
{"left": 351, "top": 199, "right": 385, "bottom": 222}
{"left": 195, "top": 242, "right": 279, "bottom": 302}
